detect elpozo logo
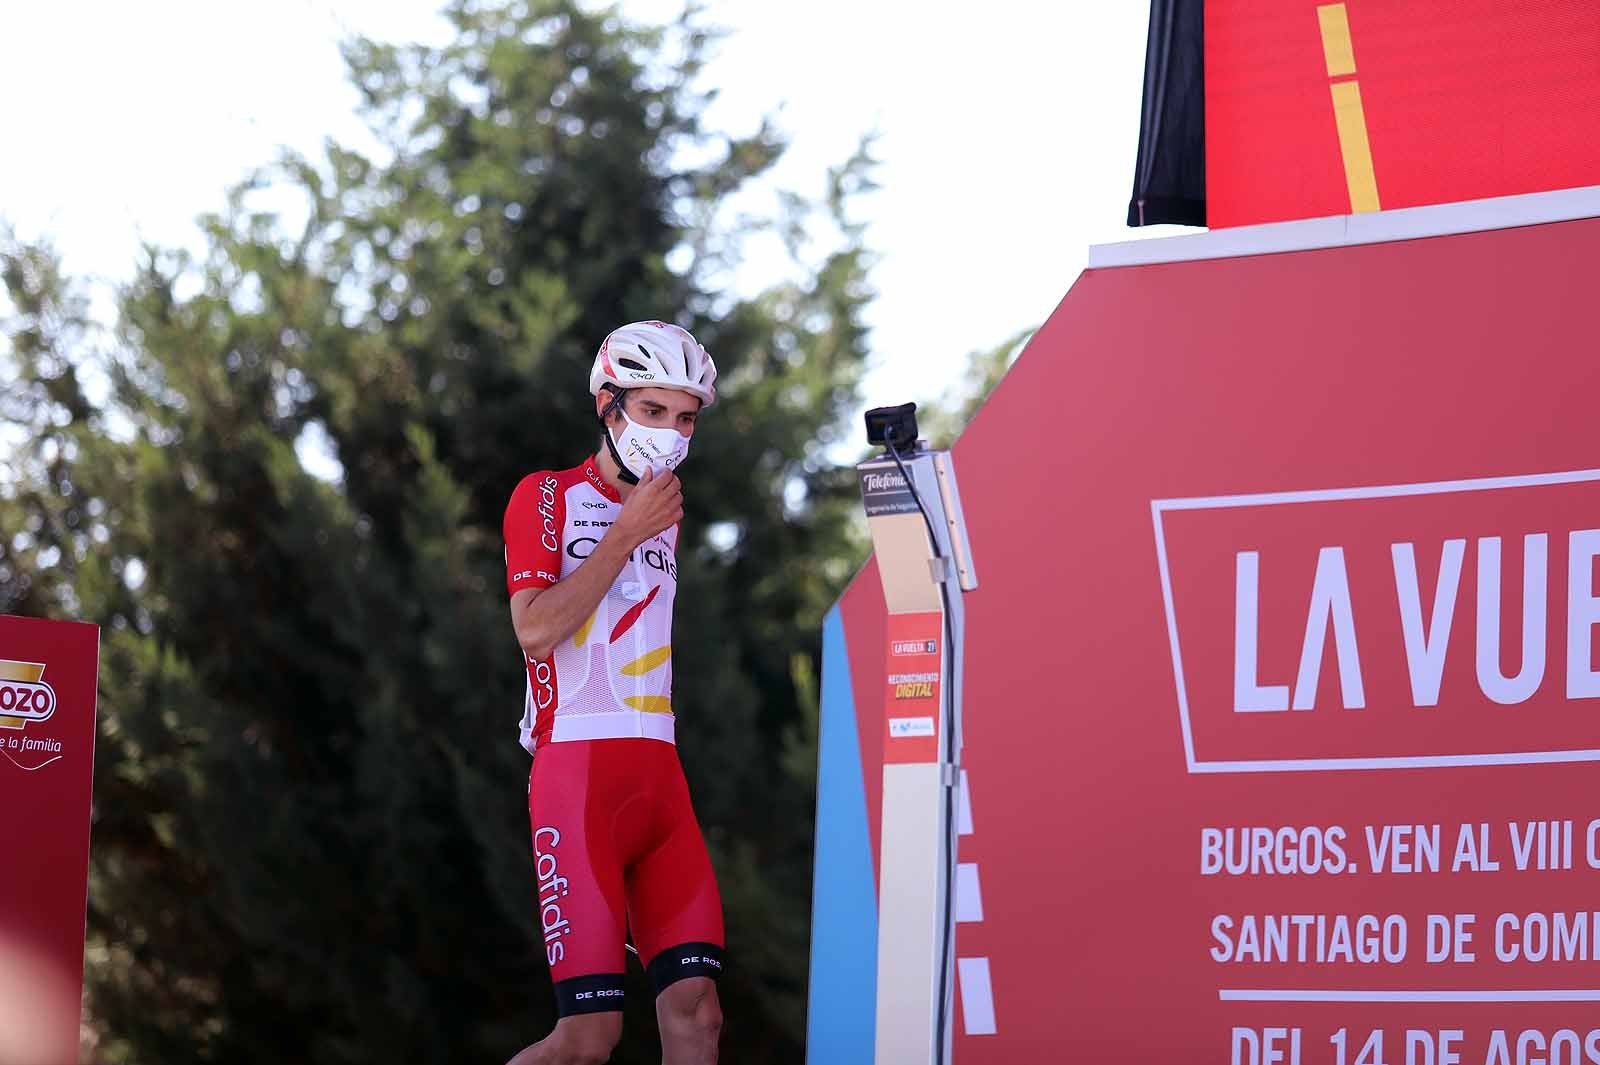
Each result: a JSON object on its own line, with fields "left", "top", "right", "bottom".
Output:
{"left": 0, "top": 658, "right": 64, "bottom": 770}
{"left": 0, "top": 659, "right": 56, "bottom": 726}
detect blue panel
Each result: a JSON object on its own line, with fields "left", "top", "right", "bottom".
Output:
{"left": 806, "top": 606, "right": 878, "bottom": 1064}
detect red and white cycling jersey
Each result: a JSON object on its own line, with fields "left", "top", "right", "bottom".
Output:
{"left": 503, "top": 456, "right": 679, "bottom": 751}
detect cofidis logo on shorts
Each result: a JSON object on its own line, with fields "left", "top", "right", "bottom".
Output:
{"left": 1154, "top": 468, "right": 1600, "bottom": 773}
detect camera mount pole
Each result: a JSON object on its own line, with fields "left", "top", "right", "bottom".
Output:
{"left": 856, "top": 417, "right": 978, "bottom": 1065}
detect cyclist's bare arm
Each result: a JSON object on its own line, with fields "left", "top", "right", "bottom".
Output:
{"left": 510, "top": 537, "right": 630, "bottom": 659}
{"left": 510, "top": 468, "right": 682, "bottom": 659}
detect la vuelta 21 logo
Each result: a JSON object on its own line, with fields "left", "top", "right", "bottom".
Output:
{"left": 0, "top": 657, "right": 63, "bottom": 771}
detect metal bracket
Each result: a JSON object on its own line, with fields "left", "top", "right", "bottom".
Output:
{"left": 928, "top": 556, "right": 952, "bottom": 584}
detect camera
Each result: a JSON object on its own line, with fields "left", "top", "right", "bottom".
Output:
{"left": 864, "top": 402, "right": 920, "bottom": 452}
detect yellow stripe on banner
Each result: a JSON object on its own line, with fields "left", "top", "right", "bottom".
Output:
{"left": 1316, "top": 4, "right": 1357, "bottom": 78}
{"left": 0, "top": 660, "right": 43, "bottom": 728}
{"left": 1329, "top": 80, "right": 1382, "bottom": 213}
{"left": 0, "top": 660, "right": 45, "bottom": 682}
{"left": 620, "top": 645, "right": 671, "bottom": 677}
{"left": 573, "top": 611, "right": 596, "bottom": 648}
{"left": 625, "top": 696, "right": 672, "bottom": 714}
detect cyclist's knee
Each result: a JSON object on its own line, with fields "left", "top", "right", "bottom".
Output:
{"left": 554, "top": 1013, "right": 622, "bottom": 1065}
{"left": 658, "top": 977, "right": 721, "bottom": 1040}
{"left": 566, "top": 1040, "right": 616, "bottom": 1065}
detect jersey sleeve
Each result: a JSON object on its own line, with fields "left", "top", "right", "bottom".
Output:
{"left": 504, "top": 472, "right": 564, "bottom": 596}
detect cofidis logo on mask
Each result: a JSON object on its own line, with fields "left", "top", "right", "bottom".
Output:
{"left": 1154, "top": 468, "right": 1600, "bottom": 773}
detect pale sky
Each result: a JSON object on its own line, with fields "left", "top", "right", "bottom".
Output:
{"left": 0, "top": 1, "right": 1185, "bottom": 423}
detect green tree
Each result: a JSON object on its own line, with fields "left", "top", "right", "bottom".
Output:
{"left": 2, "top": 2, "right": 874, "bottom": 1061}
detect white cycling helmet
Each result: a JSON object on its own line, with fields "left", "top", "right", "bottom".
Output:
{"left": 589, "top": 320, "right": 717, "bottom": 407}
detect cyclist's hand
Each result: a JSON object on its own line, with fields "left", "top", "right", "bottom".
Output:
{"left": 615, "top": 466, "right": 682, "bottom": 547}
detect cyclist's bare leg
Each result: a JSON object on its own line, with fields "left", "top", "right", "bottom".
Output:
{"left": 656, "top": 977, "right": 721, "bottom": 1065}
{"left": 504, "top": 1013, "right": 623, "bottom": 1065}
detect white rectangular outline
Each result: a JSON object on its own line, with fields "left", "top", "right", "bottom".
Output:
{"left": 956, "top": 768, "right": 974, "bottom": 836}
{"left": 1221, "top": 988, "right": 1600, "bottom": 1003}
{"left": 1152, "top": 466, "right": 1600, "bottom": 774}
{"left": 956, "top": 957, "right": 998, "bottom": 1035}
{"left": 955, "top": 862, "right": 984, "bottom": 923}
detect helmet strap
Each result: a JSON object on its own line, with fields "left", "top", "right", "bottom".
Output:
{"left": 598, "top": 386, "right": 640, "bottom": 485}
{"left": 603, "top": 425, "right": 640, "bottom": 486}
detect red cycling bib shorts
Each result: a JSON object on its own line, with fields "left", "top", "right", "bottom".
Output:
{"left": 504, "top": 457, "right": 724, "bottom": 1016}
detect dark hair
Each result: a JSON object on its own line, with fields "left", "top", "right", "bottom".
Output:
{"left": 597, "top": 383, "right": 630, "bottom": 424}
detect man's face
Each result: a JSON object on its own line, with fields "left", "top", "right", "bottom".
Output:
{"left": 599, "top": 386, "right": 702, "bottom": 438}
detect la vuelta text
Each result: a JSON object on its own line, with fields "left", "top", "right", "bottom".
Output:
{"left": 1233, "top": 532, "right": 1600, "bottom": 712}
{"left": 1233, "top": 1026, "right": 1600, "bottom": 1065}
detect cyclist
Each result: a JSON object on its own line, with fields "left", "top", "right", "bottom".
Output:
{"left": 501, "top": 321, "right": 724, "bottom": 1065}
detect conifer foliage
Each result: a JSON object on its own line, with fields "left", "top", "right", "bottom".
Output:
{"left": 1, "top": 4, "right": 874, "bottom": 1060}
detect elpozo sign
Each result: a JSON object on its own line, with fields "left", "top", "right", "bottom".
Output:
{"left": 0, "top": 615, "right": 100, "bottom": 1063}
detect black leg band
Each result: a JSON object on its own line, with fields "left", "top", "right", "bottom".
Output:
{"left": 647, "top": 942, "right": 725, "bottom": 997}
{"left": 554, "top": 973, "right": 627, "bottom": 1015}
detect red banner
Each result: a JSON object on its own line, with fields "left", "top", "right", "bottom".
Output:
{"left": 0, "top": 614, "right": 100, "bottom": 1065}
{"left": 884, "top": 612, "right": 943, "bottom": 765}
{"left": 1207, "top": 1, "right": 1600, "bottom": 228}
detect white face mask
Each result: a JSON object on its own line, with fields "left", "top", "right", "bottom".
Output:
{"left": 609, "top": 411, "right": 690, "bottom": 479}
